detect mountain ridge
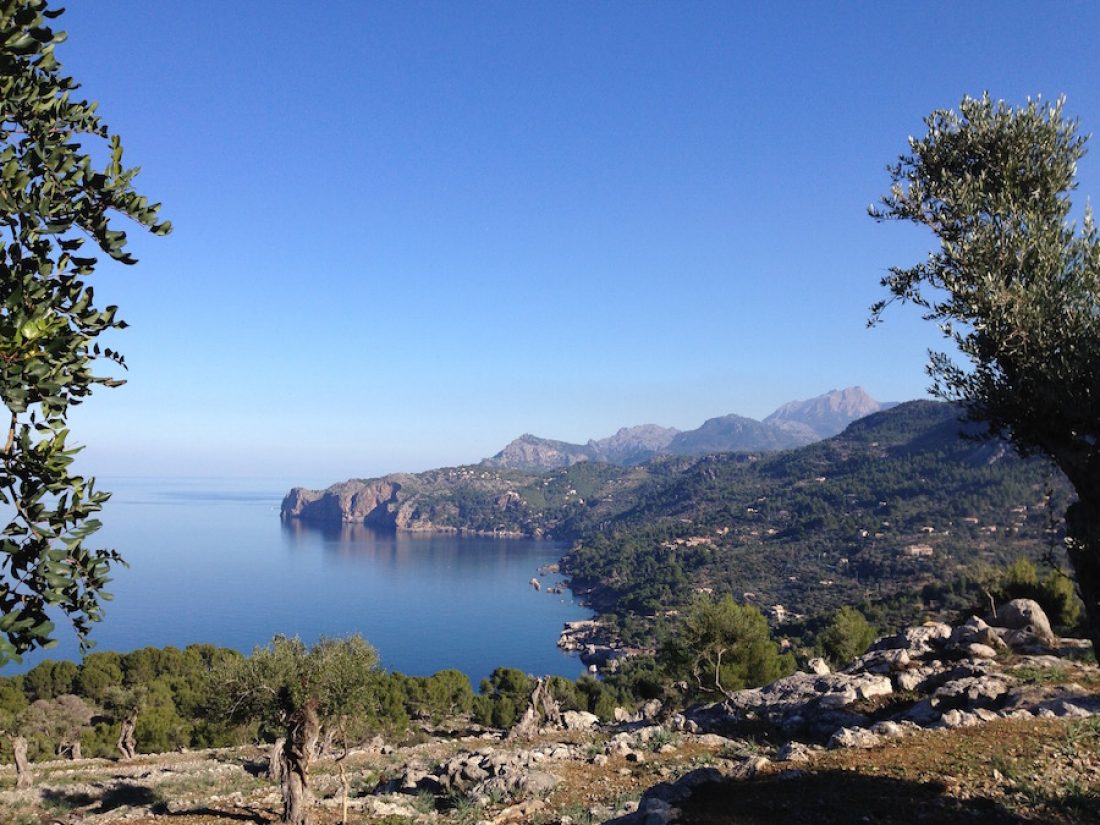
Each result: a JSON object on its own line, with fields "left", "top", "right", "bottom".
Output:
{"left": 483, "top": 386, "right": 891, "bottom": 471}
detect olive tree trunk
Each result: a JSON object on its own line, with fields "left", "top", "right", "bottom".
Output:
{"left": 1066, "top": 497, "right": 1100, "bottom": 654}
{"left": 117, "top": 717, "right": 137, "bottom": 760}
{"left": 12, "top": 735, "right": 32, "bottom": 788}
{"left": 281, "top": 701, "right": 320, "bottom": 825}
{"left": 268, "top": 736, "right": 286, "bottom": 783}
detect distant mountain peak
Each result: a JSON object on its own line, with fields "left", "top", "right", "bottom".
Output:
{"left": 764, "top": 386, "right": 891, "bottom": 439}
{"left": 482, "top": 386, "right": 896, "bottom": 471}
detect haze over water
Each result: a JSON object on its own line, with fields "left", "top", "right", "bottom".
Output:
{"left": 7, "top": 478, "right": 591, "bottom": 685}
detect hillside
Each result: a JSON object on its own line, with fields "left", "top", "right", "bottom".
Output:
{"left": 562, "top": 401, "right": 1072, "bottom": 623}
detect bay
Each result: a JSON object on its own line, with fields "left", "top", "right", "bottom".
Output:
{"left": 6, "top": 477, "right": 592, "bottom": 685}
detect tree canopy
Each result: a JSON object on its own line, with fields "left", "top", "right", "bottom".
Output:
{"left": 0, "top": 0, "right": 169, "bottom": 662}
{"left": 871, "top": 94, "right": 1100, "bottom": 647}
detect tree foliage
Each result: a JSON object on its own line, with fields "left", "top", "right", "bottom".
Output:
{"left": 871, "top": 94, "right": 1100, "bottom": 647}
{"left": 817, "top": 606, "right": 877, "bottom": 668}
{"left": 660, "top": 594, "right": 794, "bottom": 699}
{"left": 215, "top": 635, "right": 379, "bottom": 825}
{"left": 0, "top": 0, "right": 170, "bottom": 663}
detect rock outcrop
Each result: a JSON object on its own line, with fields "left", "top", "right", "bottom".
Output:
{"left": 281, "top": 478, "right": 405, "bottom": 525}
{"left": 684, "top": 602, "right": 1097, "bottom": 746}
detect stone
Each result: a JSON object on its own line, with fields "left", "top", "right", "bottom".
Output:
{"left": 948, "top": 616, "right": 1007, "bottom": 651}
{"left": 828, "top": 727, "right": 881, "bottom": 749}
{"left": 870, "top": 622, "right": 951, "bottom": 654}
{"left": 959, "top": 642, "right": 999, "bottom": 660}
{"left": 995, "top": 599, "right": 1057, "bottom": 646}
{"left": 939, "top": 709, "right": 980, "bottom": 729}
{"left": 776, "top": 741, "right": 815, "bottom": 762}
{"left": 869, "top": 720, "right": 906, "bottom": 738}
{"left": 857, "top": 675, "right": 894, "bottom": 700}
{"left": 1050, "top": 700, "right": 1092, "bottom": 718}
{"left": 519, "top": 770, "right": 561, "bottom": 795}
{"left": 934, "top": 675, "right": 1011, "bottom": 709}
{"left": 849, "top": 648, "right": 910, "bottom": 674}
{"left": 561, "top": 710, "right": 600, "bottom": 731}
{"left": 808, "top": 657, "right": 831, "bottom": 675}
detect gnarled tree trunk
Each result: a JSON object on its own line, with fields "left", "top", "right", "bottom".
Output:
{"left": 117, "top": 716, "right": 137, "bottom": 760}
{"left": 1066, "top": 497, "right": 1100, "bottom": 654}
{"left": 508, "top": 678, "right": 562, "bottom": 741}
{"left": 13, "top": 735, "right": 31, "bottom": 788}
{"left": 268, "top": 736, "right": 286, "bottom": 783}
{"left": 281, "top": 700, "right": 320, "bottom": 825}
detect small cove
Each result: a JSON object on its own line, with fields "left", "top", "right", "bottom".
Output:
{"left": 7, "top": 477, "right": 592, "bottom": 684}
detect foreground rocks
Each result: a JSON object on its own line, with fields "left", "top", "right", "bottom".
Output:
{"left": 685, "top": 600, "right": 1097, "bottom": 749}
{"left": 0, "top": 600, "right": 1094, "bottom": 825}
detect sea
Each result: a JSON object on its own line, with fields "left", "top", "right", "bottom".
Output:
{"left": 4, "top": 477, "right": 592, "bottom": 686}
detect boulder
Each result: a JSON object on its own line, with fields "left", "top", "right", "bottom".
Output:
{"left": 561, "top": 710, "right": 600, "bottom": 731}
{"left": 848, "top": 648, "right": 910, "bottom": 674}
{"left": 933, "top": 675, "right": 1011, "bottom": 709}
{"left": 776, "top": 741, "right": 816, "bottom": 763}
{"left": 870, "top": 622, "right": 951, "bottom": 655}
{"left": 948, "top": 616, "right": 1006, "bottom": 651}
{"left": 828, "top": 727, "right": 881, "bottom": 749}
{"left": 995, "top": 599, "right": 1057, "bottom": 646}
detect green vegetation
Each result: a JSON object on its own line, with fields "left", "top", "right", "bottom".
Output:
{"left": 213, "top": 635, "right": 379, "bottom": 825}
{"left": 987, "top": 557, "right": 1081, "bottom": 632}
{"left": 658, "top": 595, "right": 795, "bottom": 699}
{"left": 817, "top": 606, "right": 877, "bottom": 668}
{"left": 563, "top": 401, "right": 1073, "bottom": 635}
{"left": 0, "top": 0, "right": 170, "bottom": 663}
{"left": 870, "top": 94, "right": 1100, "bottom": 651}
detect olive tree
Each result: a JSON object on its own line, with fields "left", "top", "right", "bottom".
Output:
{"left": 18, "top": 692, "right": 93, "bottom": 759}
{"left": 217, "top": 635, "right": 379, "bottom": 825}
{"left": 0, "top": 0, "right": 170, "bottom": 663}
{"left": 871, "top": 94, "right": 1100, "bottom": 649}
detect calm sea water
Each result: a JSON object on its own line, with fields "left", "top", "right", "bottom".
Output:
{"left": 6, "top": 478, "right": 591, "bottom": 685}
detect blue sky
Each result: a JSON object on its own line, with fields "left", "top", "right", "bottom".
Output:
{"left": 48, "top": 1, "right": 1100, "bottom": 482}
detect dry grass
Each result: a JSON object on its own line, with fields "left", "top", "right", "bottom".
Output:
{"left": 679, "top": 718, "right": 1100, "bottom": 825}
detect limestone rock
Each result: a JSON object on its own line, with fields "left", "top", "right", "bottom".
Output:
{"left": 776, "top": 741, "right": 816, "bottom": 762}
{"left": 828, "top": 727, "right": 881, "bottom": 749}
{"left": 561, "top": 710, "right": 600, "bottom": 731}
{"left": 995, "top": 599, "right": 1057, "bottom": 646}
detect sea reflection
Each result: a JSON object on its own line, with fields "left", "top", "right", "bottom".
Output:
{"left": 8, "top": 481, "right": 591, "bottom": 684}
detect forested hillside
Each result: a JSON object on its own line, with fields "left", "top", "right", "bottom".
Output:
{"left": 563, "top": 401, "right": 1073, "bottom": 628}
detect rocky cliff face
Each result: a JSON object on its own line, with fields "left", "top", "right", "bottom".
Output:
{"left": 280, "top": 467, "right": 550, "bottom": 536}
{"left": 281, "top": 478, "right": 406, "bottom": 526}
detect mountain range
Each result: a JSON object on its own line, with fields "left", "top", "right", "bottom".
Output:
{"left": 481, "top": 386, "right": 893, "bottom": 471}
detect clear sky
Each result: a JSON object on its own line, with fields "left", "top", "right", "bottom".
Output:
{"left": 47, "top": 1, "right": 1100, "bottom": 483}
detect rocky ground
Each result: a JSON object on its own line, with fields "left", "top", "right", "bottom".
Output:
{"left": 2, "top": 600, "right": 1098, "bottom": 824}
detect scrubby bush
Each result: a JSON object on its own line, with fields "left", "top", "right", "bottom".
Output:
{"left": 817, "top": 606, "right": 877, "bottom": 668}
